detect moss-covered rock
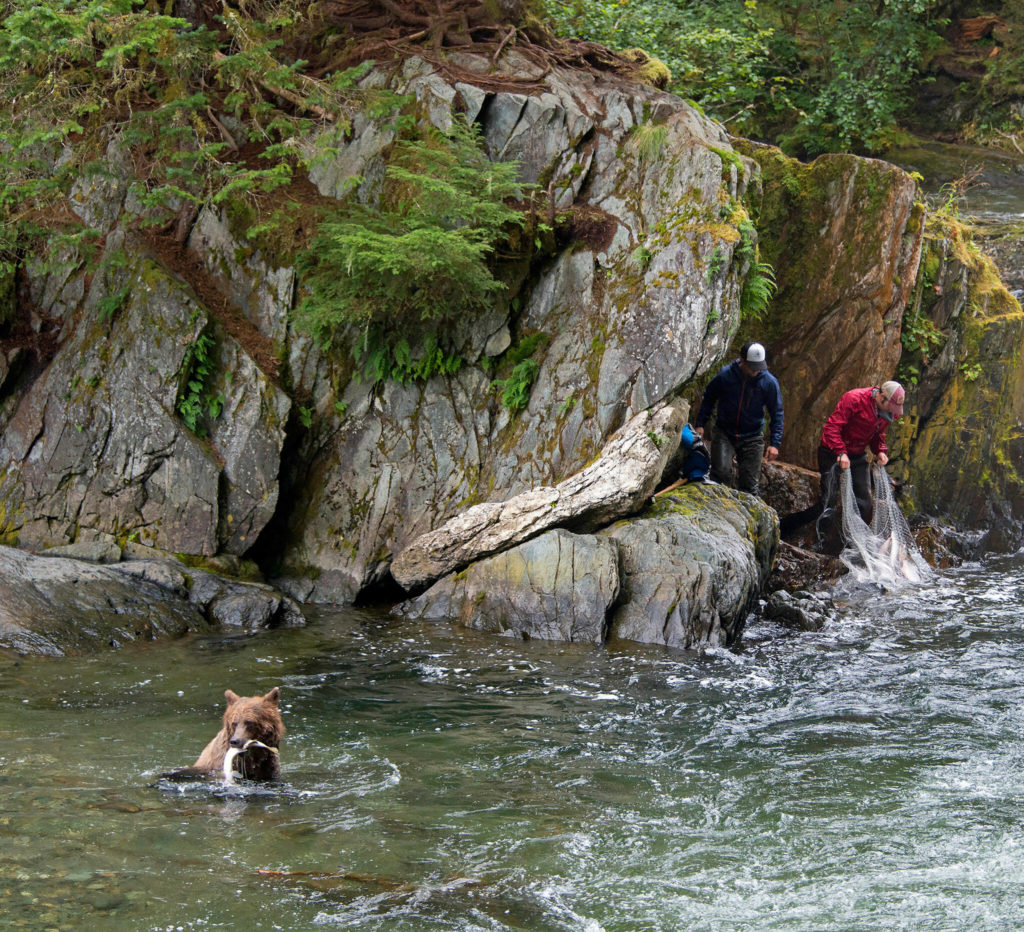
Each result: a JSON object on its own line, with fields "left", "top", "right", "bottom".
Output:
{"left": 889, "top": 215, "right": 1024, "bottom": 550}
{"left": 732, "top": 140, "right": 924, "bottom": 468}
{"left": 603, "top": 482, "right": 778, "bottom": 649}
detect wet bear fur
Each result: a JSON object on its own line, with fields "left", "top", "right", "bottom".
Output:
{"left": 193, "top": 687, "right": 284, "bottom": 781}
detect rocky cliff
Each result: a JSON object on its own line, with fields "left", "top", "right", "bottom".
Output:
{"left": 0, "top": 49, "right": 779, "bottom": 651}
{"left": 890, "top": 215, "right": 1024, "bottom": 551}
{"left": 2, "top": 43, "right": 1017, "bottom": 656}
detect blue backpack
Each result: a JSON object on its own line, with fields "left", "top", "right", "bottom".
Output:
{"left": 680, "top": 424, "right": 711, "bottom": 483}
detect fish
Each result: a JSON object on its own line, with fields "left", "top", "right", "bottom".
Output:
{"left": 222, "top": 739, "right": 279, "bottom": 784}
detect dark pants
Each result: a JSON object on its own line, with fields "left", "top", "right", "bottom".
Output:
{"left": 817, "top": 445, "right": 871, "bottom": 523}
{"left": 712, "top": 431, "right": 764, "bottom": 495}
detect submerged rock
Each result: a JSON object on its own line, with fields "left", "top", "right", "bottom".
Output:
{"left": 764, "top": 589, "right": 834, "bottom": 631}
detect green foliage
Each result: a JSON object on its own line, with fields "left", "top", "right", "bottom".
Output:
{"left": 930, "top": 170, "right": 983, "bottom": 223}
{"left": 901, "top": 312, "right": 944, "bottom": 367}
{"left": 493, "top": 358, "right": 540, "bottom": 413}
{"left": 353, "top": 329, "right": 463, "bottom": 387}
{"left": 740, "top": 261, "right": 777, "bottom": 321}
{"left": 735, "top": 218, "right": 757, "bottom": 263}
{"left": 176, "top": 330, "right": 218, "bottom": 437}
{"left": 490, "top": 331, "right": 549, "bottom": 414}
{"left": 503, "top": 331, "right": 550, "bottom": 367}
{"left": 207, "top": 393, "right": 225, "bottom": 419}
{"left": 631, "top": 245, "right": 653, "bottom": 270}
{"left": 294, "top": 115, "right": 527, "bottom": 348}
{"left": 541, "top": 0, "right": 944, "bottom": 155}
{"left": 706, "top": 246, "right": 726, "bottom": 281}
{"left": 960, "top": 360, "right": 982, "bottom": 383}
{"left": 542, "top": 0, "right": 784, "bottom": 134}
{"left": 97, "top": 286, "right": 129, "bottom": 323}
{"left": 777, "top": 1, "right": 940, "bottom": 154}
{"left": 899, "top": 243, "right": 946, "bottom": 385}
{"left": 0, "top": 0, "right": 377, "bottom": 277}
{"left": 646, "top": 428, "right": 663, "bottom": 448}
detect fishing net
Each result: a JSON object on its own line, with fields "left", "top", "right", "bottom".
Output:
{"left": 837, "top": 464, "right": 931, "bottom": 587}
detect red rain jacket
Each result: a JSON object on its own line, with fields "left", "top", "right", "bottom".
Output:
{"left": 820, "top": 387, "right": 890, "bottom": 457}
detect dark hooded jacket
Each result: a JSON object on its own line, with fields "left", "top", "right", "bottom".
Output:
{"left": 696, "top": 359, "right": 784, "bottom": 446}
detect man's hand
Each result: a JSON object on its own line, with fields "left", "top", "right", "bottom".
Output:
{"left": 877, "top": 452, "right": 889, "bottom": 466}
{"left": 838, "top": 453, "right": 850, "bottom": 470}
{"left": 765, "top": 446, "right": 779, "bottom": 462}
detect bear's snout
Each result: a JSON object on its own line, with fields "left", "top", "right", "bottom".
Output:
{"left": 229, "top": 735, "right": 246, "bottom": 748}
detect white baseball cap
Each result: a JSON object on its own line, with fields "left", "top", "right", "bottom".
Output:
{"left": 744, "top": 342, "right": 767, "bottom": 371}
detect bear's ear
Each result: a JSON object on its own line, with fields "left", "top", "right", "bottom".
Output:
{"left": 263, "top": 687, "right": 280, "bottom": 706}
{"left": 225, "top": 689, "right": 240, "bottom": 705}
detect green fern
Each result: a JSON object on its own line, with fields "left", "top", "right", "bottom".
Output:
{"left": 492, "top": 359, "right": 540, "bottom": 413}
{"left": 740, "top": 261, "right": 777, "bottom": 321}
{"left": 176, "top": 331, "right": 218, "bottom": 437}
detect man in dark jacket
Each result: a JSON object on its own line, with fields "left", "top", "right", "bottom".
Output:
{"left": 818, "top": 380, "right": 905, "bottom": 522}
{"left": 695, "top": 342, "right": 784, "bottom": 496}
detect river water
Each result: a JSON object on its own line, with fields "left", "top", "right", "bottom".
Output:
{"left": 3, "top": 556, "right": 1024, "bottom": 931}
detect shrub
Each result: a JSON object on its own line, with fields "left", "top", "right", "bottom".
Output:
{"left": 294, "top": 116, "right": 527, "bottom": 348}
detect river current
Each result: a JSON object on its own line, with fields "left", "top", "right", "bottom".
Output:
{"left": 3, "top": 553, "right": 1024, "bottom": 931}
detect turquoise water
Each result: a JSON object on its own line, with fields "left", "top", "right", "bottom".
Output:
{"left": 4, "top": 555, "right": 1024, "bottom": 930}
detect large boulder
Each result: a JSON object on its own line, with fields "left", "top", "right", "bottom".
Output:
{"left": 395, "top": 528, "right": 619, "bottom": 643}
{"left": 603, "top": 483, "right": 778, "bottom": 649}
{"left": 272, "top": 53, "right": 761, "bottom": 601}
{"left": 391, "top": 401, "right": 686, "bottom": 591}
{"left": 396, "top": 481, "right": 778, "bottom": 649}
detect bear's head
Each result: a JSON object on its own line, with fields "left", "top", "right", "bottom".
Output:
{"left": 222, "top": 687, "right": 285, "bottom": 750}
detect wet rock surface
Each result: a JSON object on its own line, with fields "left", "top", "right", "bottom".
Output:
{"left": 0, "top": 545, "right": 304, "bottom": 655}
{"left": 604, "top": 483, "right": 778, "bottom": 650}
{"left": 764, "top": 589, "right": 835, "bottom": 632}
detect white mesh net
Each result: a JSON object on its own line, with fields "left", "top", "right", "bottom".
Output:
{"left": 837, "top": 464, "right": 931, "bottom": 588}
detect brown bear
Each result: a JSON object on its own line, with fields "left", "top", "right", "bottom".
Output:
{"left": 193, "top": 687, "right": 285, "bottom": 782}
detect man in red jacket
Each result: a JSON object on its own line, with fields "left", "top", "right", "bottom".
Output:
{"left": 818, "top": 380, "right": 905, "bottom": 523}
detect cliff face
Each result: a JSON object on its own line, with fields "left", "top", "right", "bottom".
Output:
{"left": 3, "top": 43, "right": 1022, "bottom": 654}
{"left": 1, "top": 51, "right": 765, "bottom": 609}
{"left": 732, "top": 141, "right": 925, "bottom": 470}
{"left": 734, "top": 139, "right": 1024, "bottom": 553}
{"left": 889, "top": 220, "right": 1024, "bottom": 551}
{"left": 278, "top": 54, "right": 763, "bottom": 602}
